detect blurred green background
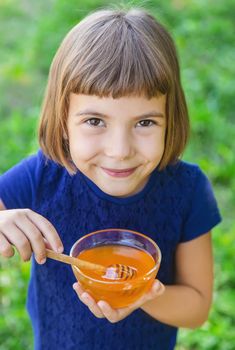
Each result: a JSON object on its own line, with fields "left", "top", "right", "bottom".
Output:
{"left": 0, "top": 0, "right": 234, "bottom": 349}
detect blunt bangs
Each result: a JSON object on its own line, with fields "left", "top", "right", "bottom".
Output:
{"left": 59, "top": 10, "right": 174, "bottom": 99}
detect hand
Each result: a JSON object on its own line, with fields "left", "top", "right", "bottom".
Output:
{"left": 0, "top": 209, "right": 64, "bottom": 263}
{"left": 73, "top": 279, "right": 165, "bottom": 323}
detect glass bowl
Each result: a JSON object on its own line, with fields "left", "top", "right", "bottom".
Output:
{"left": 70, "top": 228, "right": 161, "bottom": 308}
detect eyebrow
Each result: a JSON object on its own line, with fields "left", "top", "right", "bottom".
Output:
{"left": 74, "top": 110, "right": 164, "bottom": 119}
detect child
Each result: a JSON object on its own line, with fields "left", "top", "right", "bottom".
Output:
{"left": 0, "top": 8, "right": 221, "bottom": 350}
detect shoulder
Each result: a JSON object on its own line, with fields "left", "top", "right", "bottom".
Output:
{"left": 165, "top": 159, "right": 203, "bottom": 180}
{"left": 0, "top": 150, "right": 47, "bottom": 209}
{"left": 30, "top": 150, "right": 71, "bottom": 190}
{"left": 24, "top": 149, "right": 61, "bottom": 172}
{"left": 170, "top": 160, "right": 215, "bottom": 195}
{"left": 0, "top": 150, "right": 43, "bottom": 186}
{"left": 160, "top": 159, "right": 206, "bottom": 194}
{"left": 166, "top": 161, "right": 221, "bottom": 241}
{"left": 0, "top": 149, "right": 70, "bottom": 209}
{"left": 157, "top": 159, "right": 219, "bottom": 219}
{"left": 3, "top": 149, "right": 65, "bottom": 184}
{"left": 1, "top": 149, "right": 53, "bottom": 176}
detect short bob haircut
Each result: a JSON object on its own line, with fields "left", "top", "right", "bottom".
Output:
{"left": 38, "top": 8, "right": 189, "bottom": 174}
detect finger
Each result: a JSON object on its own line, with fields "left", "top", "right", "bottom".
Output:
{"left": 149, "top": 280, "right": 165, "bottom": 298}
{"left": 127, "top": 280, "right": 165, "bottom": 311}
{"left": 138, "top": 280, "right": 165, "bottom": 306}
{"left": 25, "top": 210, "right": 64, "bottom": 253}
{"left": 0, "top": 224, "right": 32, "bottom": 261}
{"left": 73, "top": 283, "right": 104, "bottom": 319}
{"left": 73, "top": 282, "right": 84, "bottom": 298}
{"left": 0, "top": 232, "right": 15, "bottom": 258}
{"left": 81, "top": 293, "right": 105, "bottom": 318}
{"left": 97, "top": 301, "right": 120, "bottom": 323}
{"left": 14, "top": 214, "right": 48, "bottom": 264}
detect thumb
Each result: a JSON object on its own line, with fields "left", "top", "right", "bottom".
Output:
{"left": 132, "top": 280, "right": 165, "bottom": 309}
{"left": 148, "top": 280, "right": 165, "bottom": 299}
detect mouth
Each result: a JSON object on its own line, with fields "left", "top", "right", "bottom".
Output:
{"left": 101, "top": 167, "right": 137, "bottom": 178}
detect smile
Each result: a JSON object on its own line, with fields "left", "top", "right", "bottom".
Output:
{"left": 101, "top": 167, "right": 137, "bottom": 178}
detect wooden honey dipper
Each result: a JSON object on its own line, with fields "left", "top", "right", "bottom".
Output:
{"left": 45, "top": 249, "right": 137, "bottom": 280}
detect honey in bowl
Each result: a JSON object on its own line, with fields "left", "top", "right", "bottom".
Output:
{"left": 70, "top": 229, "right": 161, "bottom": 308}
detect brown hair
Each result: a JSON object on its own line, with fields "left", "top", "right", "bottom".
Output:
{"left": 38, "top": 8, "right": 189, "bottom": 174}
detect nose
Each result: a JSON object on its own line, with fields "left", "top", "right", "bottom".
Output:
{"left": 104, "top": 128, "right": 134, "bottom": 160}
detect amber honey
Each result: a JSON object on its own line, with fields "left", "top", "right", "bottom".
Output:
{"left": 74, "top": 244, "right": 158, "bottom": 308}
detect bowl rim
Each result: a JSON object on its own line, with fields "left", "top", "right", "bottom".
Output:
{"left": 69, "top": 228, "right": 161, "bottom": 285}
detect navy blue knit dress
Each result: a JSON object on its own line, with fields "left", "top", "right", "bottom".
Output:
{"left": 0, "top": 150, "right": 221, "bottom": 350}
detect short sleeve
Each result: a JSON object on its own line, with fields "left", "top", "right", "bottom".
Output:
{"left": 0, "top": 151, "right": 43, "bottom": 209}
{"left": 181, "top": 167, "right": 222, "bottom": 242}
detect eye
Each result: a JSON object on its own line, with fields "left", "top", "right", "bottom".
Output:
{"left": 85, "top": 118, "right": 105, "bottom": 127}
{"left": 137, "top": 119, "right": 157, "bottom": 127}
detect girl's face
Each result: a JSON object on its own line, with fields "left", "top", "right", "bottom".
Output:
{"left": 67, "top": 93, "right": 166, "bottom": 197}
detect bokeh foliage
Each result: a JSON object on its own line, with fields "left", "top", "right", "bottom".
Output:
{"left": 0, "top": 0, "right": 234, "bottom": 349}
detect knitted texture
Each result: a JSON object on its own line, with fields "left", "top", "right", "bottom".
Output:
{"left": 0, "top": 151, "right": 221, "bottom": 350}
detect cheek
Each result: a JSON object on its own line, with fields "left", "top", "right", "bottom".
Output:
{"left": 139, "top": 134, "right": 165, "bottom": 160}
{"left": 69, "top": 133, "right": 100, "bottom": 161}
